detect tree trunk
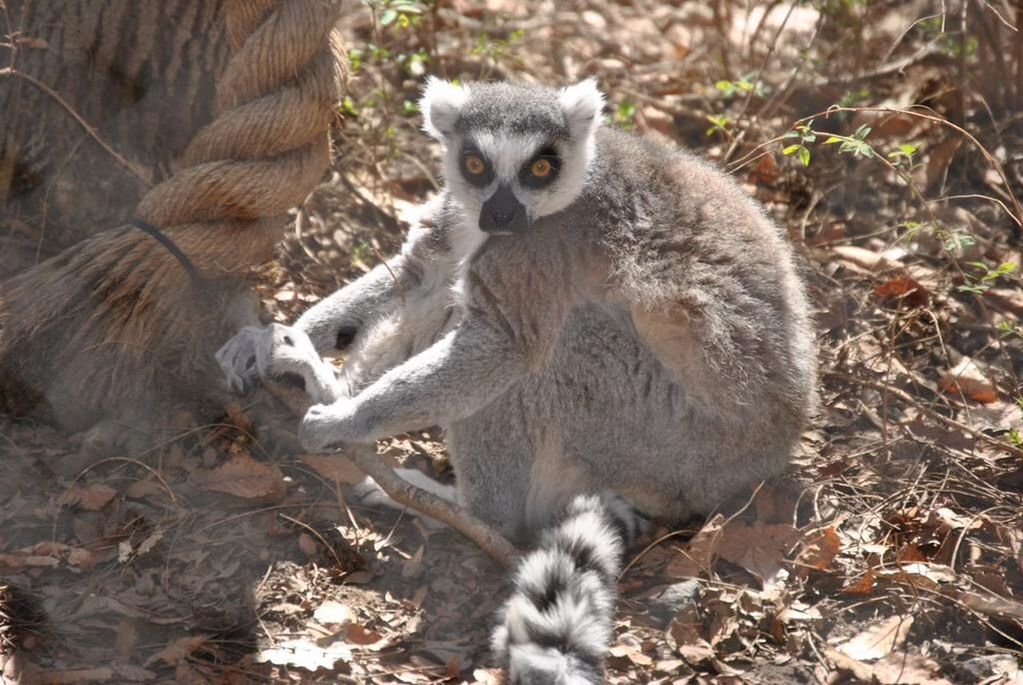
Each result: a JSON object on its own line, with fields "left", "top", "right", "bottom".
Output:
{"left": 0, "top": 0, "right": 231, "bottom": 279}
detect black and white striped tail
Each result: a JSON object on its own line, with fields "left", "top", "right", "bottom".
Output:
{"left": 492, "top": 493, "right": 646, "bottom": 685}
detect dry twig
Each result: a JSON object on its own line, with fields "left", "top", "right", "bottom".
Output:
{"left": 263, "top": 380, "right": 518, "bottom": 569}
{"left": 349, "top": 443, "right": 517, "bottom": 569}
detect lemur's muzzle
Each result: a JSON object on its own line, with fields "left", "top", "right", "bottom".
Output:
{"left": 480, "top": 183, "right": 528, "bottom": 234}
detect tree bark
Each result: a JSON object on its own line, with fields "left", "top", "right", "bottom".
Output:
{"left": 0, "top": 0, "right": 230, "bottom": 278}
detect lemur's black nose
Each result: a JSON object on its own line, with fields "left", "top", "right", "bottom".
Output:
{"left": 480, "top": 183, "right": 528, "bottom": 233}
{"left": 492, "top": 208, "right": 516, "bottom": 226}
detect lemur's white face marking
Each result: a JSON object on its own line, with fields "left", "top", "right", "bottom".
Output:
{"left": 420, "top": 78, "right": 604, "bottom": 236}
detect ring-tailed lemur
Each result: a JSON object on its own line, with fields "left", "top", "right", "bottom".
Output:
{"left": 218, "top": 78, "right": 817, "bottom": 683}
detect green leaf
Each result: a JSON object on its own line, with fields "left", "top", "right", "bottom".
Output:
{"left": 957, "top": 283, "right": 988, "bottom": 294}
{"left": 783, "top": 144, "right": 800, "bottom": 155}
{"left": 616, "top": 100, "right": 637, "bottom": 121}
{"left": 824, "top": 136, "right": 842, "bottom": 145}
{"left": 943, "top": 232, "right": 976, "bottom": 251}
{"left": 341, "top": 95, "right": 359, "bottom": 117}
{"left": 380, "top": 8, "right": 398, "bottom": 25}
{"left": 798, "top": 146, "right": 811, "bottom": 167}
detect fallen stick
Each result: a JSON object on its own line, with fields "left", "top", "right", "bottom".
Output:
{"left": 348, "top": 443, "right": 517, "bottom": 569}
{"left": 262, "top": 380, "right": 518, "bottom": 569}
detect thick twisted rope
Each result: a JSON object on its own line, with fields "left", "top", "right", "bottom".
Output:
{"left": 135, "top": 0, "right": 341, "bottom": 275}
{"left": 0, "top": 0, "right": 343, "bottom": 425}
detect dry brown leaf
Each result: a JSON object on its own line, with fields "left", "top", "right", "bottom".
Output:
{"left": 313, "top": 600, "right": 354, "bottom": 626}
{"left": 403, "top": 544, "right": 425, "bottom": 579}
{"left": 897, "top": 544, "right": 928, "bottom": 563}
{"left": 924, "top": 137, "right": 962, "bottom": 192}
{"left": 938, "top": 357, "right": 998, "bottom": 404}
{"left": 224, "top": 401, "right": 253, "bottom": 434}
{"left": 872, "top": 653, "right": 954, "bottom": 684}
{"left": 837, "top": 615, "right": 914, "bottom": 662}
{"left": 830, "top": 245, "right": 902, "bottom": 272}
{"left": 144, "top": 635, "right": 208, "bottom": 667}
{"left": 298, "top": 532, "right": 319, "bottom": 557}
{"left": 608, "top": 644, "right": 654, "bottom": 666}
{"left": 669, "top": 603, "right": 705, "bottom": 655}
{"left": 746, "top": 153, "right": 780, "bottom": 185}
{"left": 666, "top": 514, "right": 724, "bottom": 578}
{"left": 124, "top": 480, "right": 167, "bottom": 501}
{"left": 752, "top": 485, "right": 797, "bottom": 524}
{"left": 716, "top": 522, "right": 798, "bottom": 584}
{"left": 777, "top": 601, "right": 822, "bottom": 624}
{"left": 903, "top": 415, "right": 976, "bottom": 452}
{"left": 298, "top": 453, "right": 366, "bottom": 485}
{"left": 957, "top": 590, "right": 1023, "bottom": 620}
{"left": 195, "top": 452, "right": 285, "bottom": 502}
{"left": 874, "top": 275, "right": 928, "bottom": 307}
{"left": 987, "top": 287, "right": 1023, "bottom": 317}
{"left": 795, "top": 527, "right": 840, "bottom": 575}
{"left": 256, "top": 637, "right": 352, "bottom": 670}
{"left": 67, "top": 546, "right": 108, "bottom": 570}
{"left": 841, "top": 568, "right": 876, "bottom": 596}
{"left": 60, "top": 484, "right": 117, "bottom": 511}
{"left": 1004, "top": 526, "right": 1023, "bottom": 575}
{"left": 345, "top": 623, "right": 387, "bottom": 649}
{"left": 676, "top": 639, "right": 715, "bottom": 665}
{"left": 0, "top": 541, "right": 76, "bottom": 569}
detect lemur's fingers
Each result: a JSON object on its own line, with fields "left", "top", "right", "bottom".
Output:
{"left": 298, "top": 398, "right": 378, "bottom": 450}
{"left": 215, "top": 325, "right": 267, "bottom": 394}
{"left": 258, "top": 324, "right": 343, "bottom": 403}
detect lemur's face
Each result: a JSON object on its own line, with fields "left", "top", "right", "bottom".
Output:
{"left": 420, "top": 78, "right": 604, "bottom": 235}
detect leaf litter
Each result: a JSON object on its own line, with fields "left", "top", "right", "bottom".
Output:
{"left": 3, "top": 1, "right": 1023, "bottom": 683}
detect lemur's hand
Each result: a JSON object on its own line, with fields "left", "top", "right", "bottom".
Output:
{"left": 216, "top": 324, "right": 343, "bottom": 404}
{"left": 299, "top": 399, "right": 372, "bottom": 451}
{"left": 216, "top": 325, "right": 267, "bottom": 395}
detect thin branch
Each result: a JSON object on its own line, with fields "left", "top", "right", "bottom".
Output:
{"left": 262, "top": 379, "right": 518, "bottom": 569}
{"left": 349, "top": 443, "right": 517, "bottom": 569}
{"left": 0, "top": 66, "right": 152, "bottom": 187}
{"left": 826, "top": 370, "right": 1023, "bottom": 459}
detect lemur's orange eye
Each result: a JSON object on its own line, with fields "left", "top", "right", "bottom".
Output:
{"left": 531, "top": 158, "right": 552, "bottom": 177}
{"left": 465, "top": 155, "right": 486, "bottom": 175}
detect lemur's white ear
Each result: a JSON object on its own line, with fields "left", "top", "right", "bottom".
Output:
{"left": 559, "top": 78, "right": 604, "bottom": 140}
{"left": 420, "top": 77, "right": 467, "bottom": 140}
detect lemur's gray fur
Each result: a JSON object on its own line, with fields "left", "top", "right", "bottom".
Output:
{"left": 218, "top": 78, "right": 816, "bottom": 684}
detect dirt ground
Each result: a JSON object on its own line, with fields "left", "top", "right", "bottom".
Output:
{"left": 3, "top": 1, "right": 1023, "bottom": 683}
